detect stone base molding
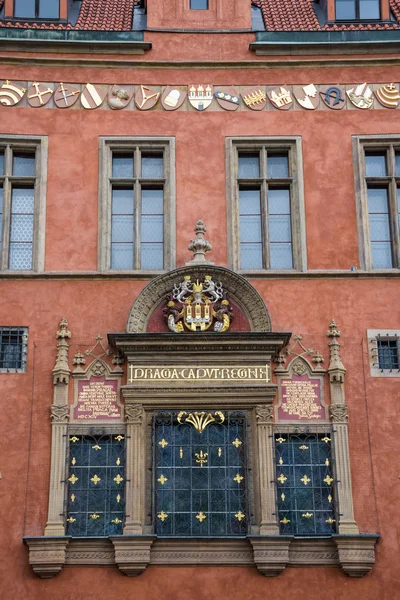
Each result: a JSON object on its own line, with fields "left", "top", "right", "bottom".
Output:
{"left": 110, "top": 536, "right": 155, "bottom": 576}
{"left": 24, "top": 537, "right": 71, "bottom": 579}
{"left": 333, "top": 535, "right": 380, "bottom": 578}
{"left": 249, "top": 536, "right": 292, "bottom": 577}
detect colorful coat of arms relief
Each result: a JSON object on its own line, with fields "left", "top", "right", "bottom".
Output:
{"left": 164, "top": 275, "right": 233, "bottom": 333}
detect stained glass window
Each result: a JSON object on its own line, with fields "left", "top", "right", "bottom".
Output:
{"left": 66, "top": 431, "right": 125, "bottom": 537}
{"left": 275, "top": 429, "right": 337, "bottom": 536}
{"left": 154, "top": 411, "right": 248, "bottom": 537}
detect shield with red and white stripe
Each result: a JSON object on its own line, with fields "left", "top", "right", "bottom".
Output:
{"left": 81, "top": 83, "right": 107, "bottom": 110}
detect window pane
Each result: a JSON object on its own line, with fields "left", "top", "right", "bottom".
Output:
{"left": 268, "top": 188, "right": 290, "bottom": 215}
{"left": 13, "top": 153, "right": 35, "bottom": 177}
{"left": 240, "top": 243, "right": 263, "bottom": 269}
{"left": 14, "top": 0, "right": 35, "bottom": 18}
{"left": 269, "top": 215, "right": 292, "bottom": 242}
{"left": 240, "top": 215, "right": 262, "bottom": 243}
{"left": 369, "top": 215, "right": 391, "bottom": 241}
{"left": 190, "top": 0, "right": 208, "bottom": 8}
{"left": 238, "top": 154, "right": 260, "bottom": 178}
{"left": 142, "top": 188, "right": 163, "bottom": 214}
{"left": 9, "top": 187, "right": 34, "bottom": 270}
{"left": 377, "top": 339, "right": 399, "bottom": 369}
{"left": 268, "top": 154, "right": 289, "bottom": 179}
{"left": 365, "top": 154, "right": 387, "bottom": 177}
{"left": 112, "top": 155, "right": 133, "bottom": 179}
{"left": 398, "top": 187, "right": 400, "bottom": 227}
{"left": 11, "top": 187, "right": 34, "bottom": 214}
{"left": 359, "top": 0, "right": 380, "bottom": 19}
{"left": 368, "top": 187, "right": 389, "bottom": 214}
{"left": 111, "top": 243, "right": 134, "bottom": 270}
{"left": 395, "top": 153, "right": 400, "bottom": 175}
{"left": 371, "top": 242, "right": 393, "bottom": 268}
{"left": 39, "top": 0, "right": 59, "bottom": 18}
{"left": 142, "top": 154, "right": 163, "bottom": 179}
{"left": 0, "top": 327, "right": 26, "bottom": 370}
{"left": 111, "top": 215, "right": 134, "bottom": 243}
{"left": 0, "top": 152, "right": 4, "bottom": 176}
{"left": 239, "top": 189, "right": 261, "bottom": 215}
{"left": 335, "top": 0, "right": 356, "bottom": 19}
{"left": 0, "top": 187, "right": 2, "bottom": 248}
{"left": 270, "top": 243, "right": 293, "bottom": 269}
{"left": 141, "top": 215, "right": 163, "bottom": 243}
{"left": 141, "top": 244, "right": 164, "bottom": 269}
{"left": 112, "top": 188, "right": 134, "bottom": 214}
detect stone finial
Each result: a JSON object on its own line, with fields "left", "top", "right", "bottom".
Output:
{"left": 185, "top": 220, "right": 214, "bottom": 266}
{"left": 327, "top": 319, "right": 341, "bottom": 339}
{"left": 326, "top": 318, "right": 346, "bottom": 383}
{"left": 56, "top": 317, "right": 71, "bottom": 340}
{"left": 53, "top": 318, "right": 71, "bottom": 385}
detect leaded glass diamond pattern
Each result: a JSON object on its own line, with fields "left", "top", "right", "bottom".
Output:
{"left": 9, "top": 188, "right": 34, "bottom": 270}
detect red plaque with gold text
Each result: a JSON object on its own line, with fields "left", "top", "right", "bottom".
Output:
{"left": 73, "top": 376, "right": 121, "bottom": 421}
{"left": 278, "top": 375, "right": 324, "bottom": 421}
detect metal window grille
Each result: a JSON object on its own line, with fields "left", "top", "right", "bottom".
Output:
{"left": 0, "top": 326, "right": 28, "bottom": 371}
{"left": 377, "top": 338, "right": 400, "bottom": 370}
{"left": 274, "top": 427, "right": 337, "bottom": 536}
{"left": 65, "top": 429, "right": 126, "bottom": 537}
{"left": 153, "top": 410, "right": 248, "bottom": 537}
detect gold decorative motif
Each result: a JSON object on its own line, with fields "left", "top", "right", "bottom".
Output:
{"left": 112, "top": 517, "right": 122, "bottom": 524}
{"left": 91, "top": 474, "right": 101, "bottom": 485}
{"left": 71, "top": 457, "right": 76, "bottom": 465}
{"left": 68, "top": 474, "right": 78, "bottom": 485}
{"left": 302, "top": 512, "right": 313, "bottom": 519}
{"left": 114, "top": 474, "right": 124, "bottom": 484}
{"left": 70, "top": 436, "right": 79, "bottom": 443}
{"left": 70, "top": 494, "right": 76, "bottom": 503}
{"left": 116, "top": 458, "right": 121, "bottom": 466}
{"left": 324, "top": 475, "right": 334, "bottom": 485}
{"left": 177, "top": 410, "right": 225, "bottom": 434}
{"left": 218, "top": 448, "right": 222, "bottom": 457}
{"left": 280, "top": 517, "right": 290, "bottom": 524}
{"left": 233, "top": 473, "right": 244, "bottom": 484}
{"left": 66, "top": 517, "right": 76, "bottom": 523}
{"left": 116, "top": 494, "right": 121, "bottom": 503}
{"left": 92, "top": 444, "right": 101, "bottom": 451}
{"left": 301, "top": 475, "right": 311, "bottom": 485}
{"left": 277, "top": 474, "right": 287, "bottom": 484}
{"left": 322, "top": 436, "right": 331, "bottom": 443}
{"left": 232, "top": 438, "right": 242, "bottom": 448}
{"left": 158, "top": 475, "right": 168, "bottom": 485}
{"left": 276, "top": 437, "right": 286, "bottom": 444}
{"left": 195, "top": 450, "right": 208, "bottom": 467}
{"left": 325, "top": 458, "right": 330, "bottom": 466}
{"left": 90, "top": 514, "right": 100, "bottom": 520}
{"left": 326, "top": 517, "right": 336, "bottom": 524}
{"left": 159, "top": 438, "right": 168, "bottom": 448}
{"left": 180, "top": 447, "right": 183, "bottom": 459}
{"left": 196, "top": 512, "right": 207, "bottom": 523}
{"left": 115, "top": 435, "right": 124, "bottom": 441}
{"left": 158, "top": 511, "right": 168, "bottom": 522}
{"left": 235, "top": 511, "right": 245, "bottom": 522}
{"left": 281, "top": 493, "right": 286, "bottom": 502}
{"left": 299, "top": 445, "right": 309, "bottom": 450}
{"left": 279, "top": 457, "right": 283, "bottom": 465}
{"left": 328, "top": 494, "right": 332, "bottom": 503}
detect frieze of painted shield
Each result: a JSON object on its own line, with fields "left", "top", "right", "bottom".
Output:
{"left": 161, "top": 86, "right": 186, "bottom": 111}
{"left": 54, "top": 82, "right": 80, "bottom": 108}
{"left": 293, "top": 84, "right": 319, "bottom": 110}
{"left": 214, "top": 87, "right": 241, "bottom": 111}
{"left": 135, "top": 85, "right": 160, "bottom": 110}
{"left": 108, "top": 85, "right": 134, "bottom": 110}
{"left": 267, "top": 86, "right": 293, "bottom": 110}
{"left": 319, "top": 85, "right": 346, "bottom": 110}
{"left": 27, "top": 82, "right": 54, "bottom": 107}
{"left": 81, "top": 83, "right": 107, "bottom": 109}
{"left": 374, "top": 83, "right": 400, "bottom": 109}
{"left": 241, "top": 87, "right": 267, "bottom": 111}
{"left": 188, "top": 84, "right": 213, "bottom": 111}
{"left": 0, "top": 80, "right": 27, "bottom": 106}
{"left": 346, "top": 83, "right": 374, "bottom": 109}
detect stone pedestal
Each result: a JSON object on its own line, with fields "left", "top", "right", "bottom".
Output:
{"left": 111, "top": 536, "right": 155, "bottom": 576}
{"left": 249, "top": 536, "right": 292, "bottom": 577}
{"left": 24, "top": 537, "right": 70, "bottom": 579}
{"left": 334, "top": 535, "right": 380, "bottom": 578}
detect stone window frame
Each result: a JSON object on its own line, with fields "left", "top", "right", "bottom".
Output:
{"left": 0, "top": 325, "right": 28, "bottom": 373}
{"left": 353, "top": 134, "right": 400, "bottom": 271}
{"left": 98, "top": 137, "right": 176, "bottom": 273}
{"left": 226, "top": 136, "right": 307, "bottom": 274}
{"left": 0, "top": 135, "right": 48, "bottom": 272}
{"left": 367, "top": 328, "right": 400, "bottom": 377}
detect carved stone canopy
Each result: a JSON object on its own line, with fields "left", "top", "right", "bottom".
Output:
{"left": 126, "top": 265, "right": 272, "bottom": 333}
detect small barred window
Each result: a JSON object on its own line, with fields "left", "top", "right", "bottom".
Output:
{"left": 377, "top": 338, "right": 399, "bottom": 370}
{"left": 0, "top": 326, "right": 28, "bottom": 371}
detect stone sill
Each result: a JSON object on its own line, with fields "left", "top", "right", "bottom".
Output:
{"left": 24, "top": 533, "right": 379, "bottom": 579}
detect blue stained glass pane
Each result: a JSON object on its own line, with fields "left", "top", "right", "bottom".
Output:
{"left": 39, "top": 0, "right": 60, "bottom": 18}
{"left": 396, "top": 154, "right": 400, "bottom": 176}
{"left": 14, "top": 0, "right": 35, "bottom": 18}
{"left": 13, "top": 154, "right": 35, "bottom": 177}
{"left": 112, "top": 156, "right": 133, "bottom": 179}
{"left": 268, "top": 154, "right": 289, "bottom": 178}
{"left": 369, "top": 215, "right": 391, "bottom": 241}
{"left": 270, "top": 243, "right": 293, "bottom": 269}
{"left": 240, "top": 215, "right": 262, "bottom": 243}
{"left": 269, "top": 215, "right": 291, "bottom": 242}
{"left": 365, "top": 154, "right": 386, "bottom": 177}
{"left": 111, "top": 243, "right": 134, "bottom": 270}
{"left": 112, "top": 188, "right": 134, "bottom": 215}
{"left": 240, "top": 243, "right": 263, "bottom": 269}
{"left": 371, "top": 242, "right": 393, "bottom": 268}
{"left": 142, "top": 189, "right": 163, "bottom": 214}
{"left": 112, "top": 215, "right": 134, "bottom": 243}
{"left": 269, "top": 188, "right": 290, "bottom": 215}
{"left": 359, "top": 0, "right": 380, "bottom": 19}
{"left": 335, "top": 0, "right": 356, "bottom": 19}
{"left": 239, "top": 189, "right": 261, "bottom": 215}
{"left": 9, "top": 243, "right": 32, "bottom": 270}
{"left": 141, "top": 215, "right": 163, "bottom": 243}
{"left": 0, "top": 153, "right": 4, "bottom": 175}
{"left": 238, "top": 154, "right": 260, "bottom": 178}
{"left": 12, "top": 188, "right": 34, "bottom": 214}
{"left": 142, "top": 155, "right": 164, "bottom": 178}
{"left": 141, "top": 243, "right": 163, "bottom": 269}
{"left": 10, "top": 214, "right": 33, "bottom": 242}
{"left": 368, "top": 188, "right": 388, "bottom": 213}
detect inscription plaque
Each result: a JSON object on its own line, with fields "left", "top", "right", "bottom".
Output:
{"left": 73, "top": 376, "right": 121, "bottom": 421}
{"left": 128, "top": 364, "right": 270, "bottom": 383}
{"left": 278, "top": 375, "right": 323, "bottom": 420}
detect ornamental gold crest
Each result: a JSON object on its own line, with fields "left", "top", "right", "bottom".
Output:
{"left": 164, "top": 275, "right": 233, "bottom": 333}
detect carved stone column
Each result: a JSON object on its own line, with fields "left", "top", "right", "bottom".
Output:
{"left": 255, "top": 405, "right": 280, "bottom": 535}
{"left": 44, "top": 318, "right": 71, "bottom": 537}
{"left": 327, "top": 320, "right": 359, "bottom": 535}
{"left": 123, "top": 404, "right": 146, "bottom": 535}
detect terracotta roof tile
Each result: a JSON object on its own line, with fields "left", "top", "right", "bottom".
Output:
{"left": 75, "top": 0, "right": 135, "bottom": 30}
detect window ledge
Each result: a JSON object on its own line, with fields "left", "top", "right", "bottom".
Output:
{"left": 24, "top": 533, "right": 379, "bottom": 578}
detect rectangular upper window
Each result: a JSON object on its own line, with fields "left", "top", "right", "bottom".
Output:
{"left": 353, "top": 136, "right": 400, "bottom": 270}
{"left": 14, "top": 0, "right": 60, "bottom": 19}
{"left": 0, "top": 326, "right": 28, "bottom": 372}
{"left": 335, "top": 0, "right": 381, "bottom": 20}
{"left": 99, "top": 138, "right": 176, "bottom": 273}
{"left": 226, "top": 137, "right": 306, "bottom": 272}
{"left": 190, "top": 0, "right": 209, "bottom": 9}
{"left": 0, "top": 136, "right": 47, "bottom": 272}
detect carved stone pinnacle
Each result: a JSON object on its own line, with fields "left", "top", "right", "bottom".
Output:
{"left": 327, "top": 319, "right": 341, "bottom": 339}
{"left": 185, "top": 220, "right": 214, "bottom": 266}
{"left": 56, "top": 318, "right": 71, "bottom": 340}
